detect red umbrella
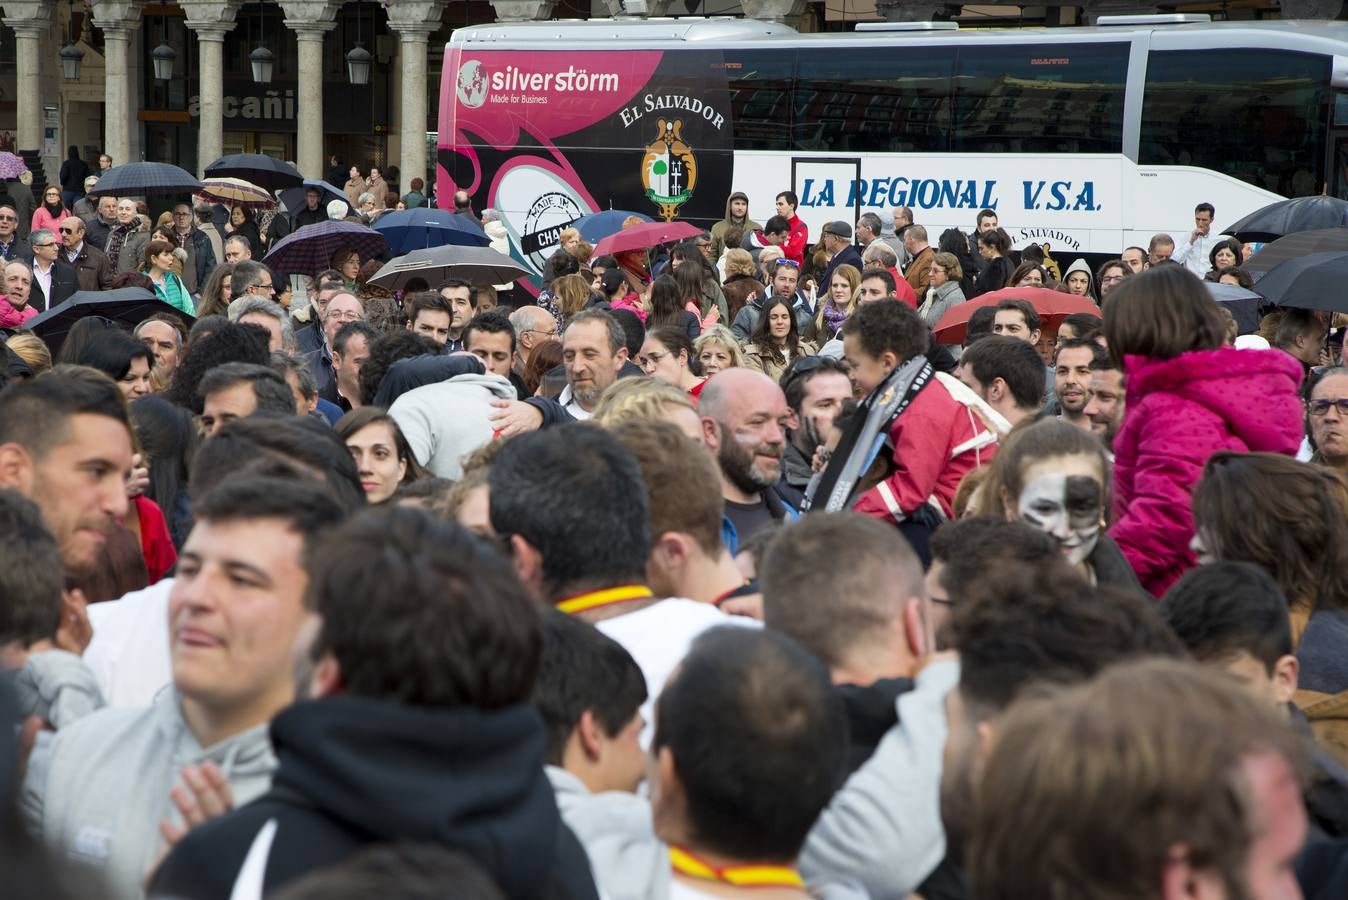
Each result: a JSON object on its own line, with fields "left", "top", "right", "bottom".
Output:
{"left": 592, "top": 220, "right": 704, "bottom": 257}
{"left": 933, "top": 286, "right": 1100, "bottom": 344}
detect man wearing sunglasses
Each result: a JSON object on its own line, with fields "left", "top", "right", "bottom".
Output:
{"left": 58, "top": 215, "right": 113, "bottom": 293}
{"left": 0, "top": 202, "right": 32, "bottom": 264}
{"left": 1308, "top": 367, "right": 1348, "bottom": 474}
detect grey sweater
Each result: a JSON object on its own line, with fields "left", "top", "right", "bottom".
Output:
{"left": 800, "top": 659, "right": 959, "bottom": 899}
{"left": 21, "top": 689, "right": 277, "bottom": 900}
{"left": 14, "top": 648, "right": 104, "bottom": 730}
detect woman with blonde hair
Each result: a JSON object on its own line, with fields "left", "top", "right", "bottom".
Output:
{"left": 694, "top": 324, "right": 744, "bottom": 376}
{"left": 5, "top": 332, "right": 52, "bottom": 375}
{"left": 721, "top": 248, "right": 761, "bottom": 323}
{"left": 553, "top": 273, "right": 593, "bottom": 324}
{"left": 812, "top": 263, "right": 861, "bottom": 340}
{"left": 591, "top": 375, "right": 702, "bottom": 440}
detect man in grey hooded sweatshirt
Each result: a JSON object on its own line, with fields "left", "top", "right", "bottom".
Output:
{"left": 21, "top": 477, "right": 346, "bottom": 900}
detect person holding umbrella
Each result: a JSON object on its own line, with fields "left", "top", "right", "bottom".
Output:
{"left": 141, "top": 240, "right": 195, "bottom": 315}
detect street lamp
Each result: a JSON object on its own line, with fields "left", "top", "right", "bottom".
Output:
{"left": 152, "top": 42, "right": 176, "bottom": 81}
{"left": 59, "top": 40, "right": 84, "bottom": 81}
{"left": 345, "top": 43, "right": 371, "bottom": 86}
{"left": 250, "top": 45, "right": 275, "bottom": 84}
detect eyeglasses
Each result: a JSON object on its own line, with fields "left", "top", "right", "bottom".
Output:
{"left": 32, "top": 242, "right": 55, "bottom": 249}
{"left": 524, "top": 327, "right": 558, "bottom": 338}
{"left": 59, "top": 227, "right": 77, "bottom": 235}
{"left": 1308, "top": 398, "right": 1348, "bottom": 417}
{"left": 781, "top": 354, "right": 846, "bottom": 391}
{"left": 1100, "top": 274, "right": 1125, "bottom": 284}
{"left": 173, "top": 211, "right": 191, "bottom": 217}
{"left": 775, "top": 259, "right": 800, "bottom": 268}
{"left": 0, "top": 215, "right": 16, "bottom": 222}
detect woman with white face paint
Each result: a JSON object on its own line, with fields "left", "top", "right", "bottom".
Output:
{"left": 991, "top": 419, "right": 1141, "bottom": 591}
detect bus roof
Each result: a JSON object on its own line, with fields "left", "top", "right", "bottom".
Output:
{"left": 448, "top": 16, "right": 1348, "bottom": 51}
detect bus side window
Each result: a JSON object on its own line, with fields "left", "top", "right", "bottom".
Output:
{"left": 722, "top": 50, "right": 796, "bottom": 153}
{"left": 951, "top": 43, "right": 1128, "bottom": 155}
{"left": 793, "top": 48, "right": 954, "bottom": 154}
{"left": 1139, "top": 49, "right": 1329, "bottom": 198}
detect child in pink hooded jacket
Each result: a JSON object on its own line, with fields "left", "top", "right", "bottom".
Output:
{"left": 1102, "top": 267, "right": 1304, "bottom": 596}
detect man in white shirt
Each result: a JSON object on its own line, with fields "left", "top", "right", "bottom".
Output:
{"left": 1170, "top": 201, "right": 1218, "bottom": 277}
{"left": 556, "top": 309, "right": 628, "bottom": 421}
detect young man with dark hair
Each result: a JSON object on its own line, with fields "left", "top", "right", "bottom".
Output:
{"left": 25, "top": 477, "right": 348, "bottom": 900}
{"left": 955, "top": 335, "right": 1045, "bottom": 428}
{"left": 1172, "top": 200, "right": 1218, "bottom": 277}
{"left": 817, "top": 299, "right": 999, "bottom": 563}
{"left": 610, "top": 419, "right": 759, "bottom": 611}
{"left": 762, "top": 512, "right": 929, "bottom": 772}
{"left": 991, "top": 298, "right": 1041, "bottom": 345}
{"left": 654, "top": 627, "right": 846, "bottom": 892}
{"left": 937, "top": 563, "right": 1183, "bottom": 893}
{"left": 406, "top": 290, "right": 456, "bottom": 346}
{"left": 439, "top": 278, "right": 477, "bottom": 351}
{"left": 975, "top": 659, "right": 1309, "bottom": 900}
{"left": 463, "top": 310, "right": 523, "bottom": 387}
{"left": 0, "top": 370, "right": 134, "bottom": 571}
{"left": 741, "top": 213, "right": 792, "bottom": 256}
{"left": 532, "top": 612, "right": 658, "bottom": 898}
{"left": 1052, "top": 337, "right": 1107, "bottom": 431}
{"left": 1162, "top": 561, "right": 1348, "bottom": 844}
{"left": 490, "top": 423, "right": 752, "bottom": 748}
{"left": 327, "top": 319, "right": 378, "bottom": 410}
{"left": 1082, "top": 350, "right": 1126, "bottom": 449}
{"left": 780, "top": 357, "right": 852, "bottom": 505}
{"left": 925, "top": 517, "right": 1057, "bottom": 646}
{"left": 151, "top": 506, "right": 598, "bottom": 900}
{"left": 1161, "top": 561, "right": 1298, "bottom": 707}
{"left": 197, "top": 362, "right": 296, "bottom": 436}
{"left": 774, "top": 189, "right": 809, "bottom": 265}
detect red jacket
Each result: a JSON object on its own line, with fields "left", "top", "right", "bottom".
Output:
{"left": 132, "top": 495, "right": 178, "bottom": 584}
{"left": 887, "top": 268, "right": 918, "bottom": 309}
{"left": 854, "top": 373, "right": 999, "bottom": 523}
{"left": 1109, "top": 347, "right": 1303, "bottom": 596}
{"left": 783, "top": 215, "right": 808, "bottom": 266}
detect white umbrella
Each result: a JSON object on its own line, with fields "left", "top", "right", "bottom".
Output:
{"left": 369, "top": 245, "right": 528, "bottom": 292}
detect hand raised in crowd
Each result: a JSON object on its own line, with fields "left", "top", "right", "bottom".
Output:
{"left": 126, "top": 451, "right": 150, "bottom": 498}
{"left": 487, "top": 398, "right": 543, "bottom": 438}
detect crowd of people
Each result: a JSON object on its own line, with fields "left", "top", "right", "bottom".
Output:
{"left": 0, "top": 179, "right": 1346, "bottom": 900}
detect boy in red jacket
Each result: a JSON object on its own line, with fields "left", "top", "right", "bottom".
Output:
{"left": 775, "top": 190, "right": 809, "bottom": 267}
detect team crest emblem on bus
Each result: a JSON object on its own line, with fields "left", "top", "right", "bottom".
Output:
{"left": 641, "top": 119, "right": 697, "bottom": 222}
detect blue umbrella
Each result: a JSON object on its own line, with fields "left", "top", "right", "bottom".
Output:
{"left": 262, "top": 220, "right": 388, "bottom": 277}
{"left": 372, "top": 208, "right": 489, "bottom": 255}
{"left": 278, "top": 179, "right": 351, "bottom": 218}
{"left": 85, "top": 162, "right": 203, "bottom": 197}
{"left": 572, "top": 209, "right": 651, "bottom": 245}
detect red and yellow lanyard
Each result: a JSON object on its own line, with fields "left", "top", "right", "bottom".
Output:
{"left": 556, "top": 584, "right": 654, "bottom": 616}
{"left": 669, "top": 845, "right": 805, "bottom": 889}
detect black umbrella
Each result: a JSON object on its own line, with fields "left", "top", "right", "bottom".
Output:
{"left": 1225, "top": 196, "right": 1348, "bottom": 243}
{"left": 278, "top": 179, "right": 351, "bottom": 217}
{"left": 85, "top": 162, "right": 203, "bottom": 198}
{"left": 1247, "top": 251, "right": 1348, "bottom": 313}
{"left": 204, "top": 153, "right": 303, "bottom": 192}
{"left": 1243, "top": 228, "right": 1348, "bottom": 281}
{"left": 21, "top": 287, "right": 195, "bottom": 354}
{"left": 1204, "top": 281, "right": 1264, "bottom": 335}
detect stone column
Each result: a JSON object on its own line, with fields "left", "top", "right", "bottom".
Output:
{"left": 3, "top": 2, "right": 53, "bottom": 153}
{"left": 278, "top": 1, "right": 340, "bottom": 180}
{"left": 181, "top": 2, "right": 240, "bottom": 177}
{"left": 90, "top": 1, "right": 144, "bottom": 166}
{"left": 386, "top": 2, "right": 445, "bottom": 202}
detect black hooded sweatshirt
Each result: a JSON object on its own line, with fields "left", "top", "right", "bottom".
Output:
{"left": 149, "top": 697, "right": 599, "bottom": 900}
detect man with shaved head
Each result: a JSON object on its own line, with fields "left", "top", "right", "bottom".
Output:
{"left": 698, "top": 367, "right": 797, "bottom": 545}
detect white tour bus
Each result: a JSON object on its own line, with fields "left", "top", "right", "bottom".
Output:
{"left": 438, "top": 15, "right": 1348, "bottom": 277}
